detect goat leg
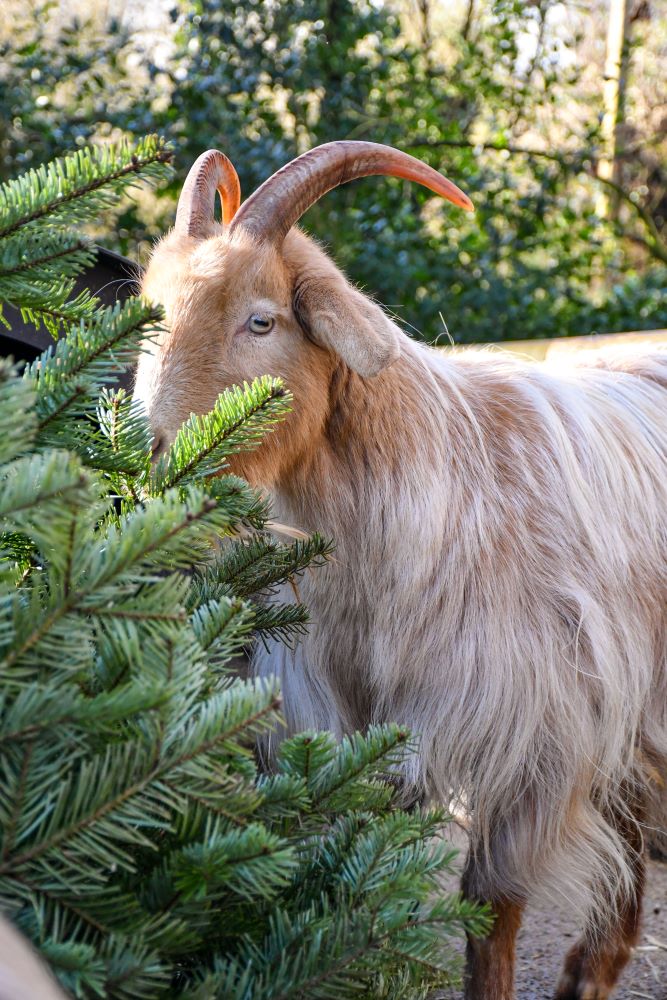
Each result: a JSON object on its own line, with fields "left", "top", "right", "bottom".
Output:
{"left": 462, "top": 860, "right": 524, "bottom": 1000}
{"left": 554, "top": 859, "right": 644, "bottom": 1000}
{"left": 554, "top": 794, "right": 646, "bottom": 1000}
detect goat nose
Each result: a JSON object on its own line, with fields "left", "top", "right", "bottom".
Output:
{"left": 151, "top": 434, "right": 166, "bottom": 461}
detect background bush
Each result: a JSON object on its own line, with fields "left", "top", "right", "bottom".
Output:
{"left": 0, "top": 0, "right": 665, "bottom": 343}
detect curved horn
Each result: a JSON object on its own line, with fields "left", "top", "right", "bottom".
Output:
{"left": 175, "top": 149, "right": 241, "bottom": 237}
{"left": 230, "top": 140, "right": 473, "bottom": 244}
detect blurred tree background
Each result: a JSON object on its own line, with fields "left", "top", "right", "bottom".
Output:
{"left": 1, "top": 0, "right": 665, "bottom": 343}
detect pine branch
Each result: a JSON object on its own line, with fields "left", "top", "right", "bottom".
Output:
{"left": 171, "top": 823, "right": 297, "bottom": 903}
{"left": 0, "top": 679, "right": 283, "bottom": 876}
{"left": 255, "top": 773, "right": 310, "bottom": 824}
{"left": 27, "top": 299, "right": 162, "bottom": 432}
{"left": 0, "top": 358, "right": 36, "bottom": 463}
{"left": 0, "top": 488, "right": 234, "bottom": 674}
{"left": 0, "top": 136, "right": 172, "bottom": 240}
{"left": 214, "top": 534, "right": 333, "bottom": 600}
{"left": 311, "top": 726, "right": 413, "bottom": 809}
{"left": 0, "top": 451, "right": 91, "bottom": 522}
{"left": 150, "top": 377, "right": 292, "bottom": 494}
{"left": 0, "top": 231, "right": 95, "bottom": 279}
{"left": 250, "top": 601, "right": 311, "bottom": 644}
{"left": 92, "top": 388, "right": 152, "bottom": 476}
{"left": 184, "top": 475, "right": 271, "bottom": 537}
{"left": 0, "top": 680, "right": 168, "bottom": 745}
{"left": 190, "top": 597, "right": 254, "bottom": 670}
{"left": 0, "top": 232, "right": 99, "bottom": 337}
{"left": 235, "top": 895, "right": 472, "bottom": 1000}
{"left": 1, "top": 280, "right": 97, "bottom": 338}
{"left": 0, "top": 230, "right": 96, "bottom": 286}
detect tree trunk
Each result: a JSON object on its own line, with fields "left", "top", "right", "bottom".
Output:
{"left": 597, "top": 0, "right": 632, "bottom": 219}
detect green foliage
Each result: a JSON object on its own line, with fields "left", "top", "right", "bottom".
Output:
{"left": 0, "top": 137, "right": 171, "bottom": 239}
{"left": 0, "top": 141, "right": 487, "bottom": 997}
{"left": 0, "top": 138, "right": 171, "bottom": 336}
{"left": 1, "top": 0, "right": 665, "bottom": 342}
{"left": 150, "top": 377, "right": 291, "bottom": 492}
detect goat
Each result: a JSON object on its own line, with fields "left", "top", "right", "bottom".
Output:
{"left": 134, "top": 142, "right": 667, "bottom": 1000}
{"left": 0, "top": 916, "right": 67, "bottom": 1000}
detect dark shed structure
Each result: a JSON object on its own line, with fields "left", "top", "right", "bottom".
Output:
{"left": 1, "top": 247, "right": 139, "bottom": 368}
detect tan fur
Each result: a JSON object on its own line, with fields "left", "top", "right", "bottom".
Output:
{"left": 0, "top": 916, "right": 67, "bottom": 1000}
{"left": 135, "top": 217, "right": 667, "bottom": 1000}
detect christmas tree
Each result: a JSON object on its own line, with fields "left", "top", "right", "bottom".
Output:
{"left": 0, "top": 137, "right": 488, "bottom": 998}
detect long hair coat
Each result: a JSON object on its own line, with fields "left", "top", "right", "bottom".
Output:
{"left": 254, "top": 338, "right": 667, "bottom": 925}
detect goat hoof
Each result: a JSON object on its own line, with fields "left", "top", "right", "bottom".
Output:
{"left": 554, "top": 942, "right": 626, "bottom": 1000}
{"left": 554, "top": 976, "right": 612, "bottom": 1000}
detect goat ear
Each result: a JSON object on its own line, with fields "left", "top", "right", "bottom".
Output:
{"left": 294, "top": 273, "right": 401, "bottom": 377}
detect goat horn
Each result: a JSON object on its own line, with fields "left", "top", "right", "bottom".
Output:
{"left": 175, "top": 149, "right": 241, "bottom": 236}
{"left": 229, "top": 140, "right": 473, "bottom": 244}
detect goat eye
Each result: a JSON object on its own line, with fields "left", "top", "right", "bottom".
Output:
{"left": 248, "top": 313, "right": 275, "bottom": 335}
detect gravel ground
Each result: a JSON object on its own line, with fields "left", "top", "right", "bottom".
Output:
{"left": 439, "top": 832, "right": 667, "bottom": 999}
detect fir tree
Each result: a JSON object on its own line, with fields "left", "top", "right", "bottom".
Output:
{"left": 0, "top": 138, "right": 489, "bottom": 998}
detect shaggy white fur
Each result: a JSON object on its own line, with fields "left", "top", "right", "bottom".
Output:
{"left": 255, "top": 338, "right": 667, "bottom": 930}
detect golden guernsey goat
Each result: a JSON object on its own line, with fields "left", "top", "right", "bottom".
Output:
{"left": 134, "top": 141, "right": 667, "bottom": 1000}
